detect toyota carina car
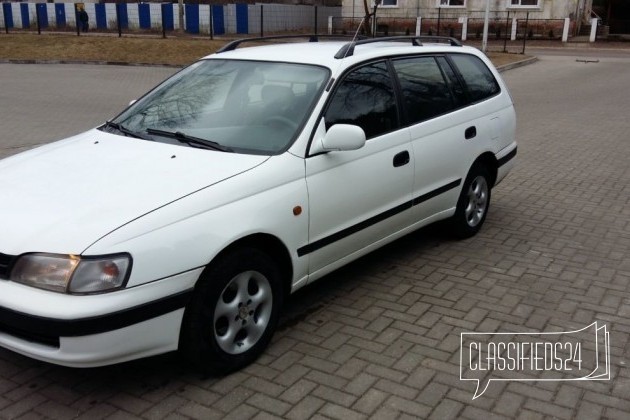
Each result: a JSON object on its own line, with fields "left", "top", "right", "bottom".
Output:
{"left": 0, "top": 35, "right": 516, "bottom": 373}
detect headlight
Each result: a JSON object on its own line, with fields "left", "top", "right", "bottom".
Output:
{"left": 10, "top": 253, "right": 131, "bottom": 294}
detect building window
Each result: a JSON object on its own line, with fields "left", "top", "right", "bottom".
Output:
{"left": 439, "top": 0, "right": 465, "bottom": 6}
{"left": 381, "top": 0, "right": 398, "bottom": 7}
{"left": 510, "top": 0, "right": 540, "bottom": 7}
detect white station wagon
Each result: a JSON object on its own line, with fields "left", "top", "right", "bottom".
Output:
{"left": 0, "top": 36, "right": 516, "bottom": 372}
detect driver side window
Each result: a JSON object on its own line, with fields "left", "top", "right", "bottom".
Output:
{"left": 324, "top": 61, "right": 399, "bottom": 140}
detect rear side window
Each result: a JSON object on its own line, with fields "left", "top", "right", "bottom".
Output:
{"left": 392, "top": 56, "right": 455, "bottom": 125}
{"left": 449, "top": 54, "right": 500, "bottom": 103}
{"left": 324, "top": 61, "right": 399, "bottom": 139}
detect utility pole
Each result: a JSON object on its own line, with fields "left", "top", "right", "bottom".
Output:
{"left": 482, "top": 0, "right": 490, "bottom": 53}
{"left": 179, "top": 0, "right": 184, "bottom": 33}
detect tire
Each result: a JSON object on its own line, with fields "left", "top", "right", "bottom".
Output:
{"left": 179, "top": 247, "right": 283, "bottom": 374}
{"left": 449, "top": 165, "right": 492, "bottom": 239}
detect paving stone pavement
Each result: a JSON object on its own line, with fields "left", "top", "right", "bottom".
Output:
{"left": 1, "top": 53, "right": 630, "bottom": 419}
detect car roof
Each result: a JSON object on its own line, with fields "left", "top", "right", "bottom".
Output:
{"left": 204, "top": 39, "right": 484, "bottom": 71}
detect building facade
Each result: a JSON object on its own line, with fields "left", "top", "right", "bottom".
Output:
{"left": 342, "top": 0, "right": 594, "bottom": 21}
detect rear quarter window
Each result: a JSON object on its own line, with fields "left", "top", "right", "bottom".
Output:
{"left": 449, "top": 54, "right": 500, "bottom": 103}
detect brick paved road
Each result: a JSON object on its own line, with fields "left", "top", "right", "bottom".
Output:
{"left": 1, "top": 54, "right": 630, "bottom": 419}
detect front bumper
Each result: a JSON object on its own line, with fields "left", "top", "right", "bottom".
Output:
{"left": 0, "top": 268, "right": 201, "bottom": 367}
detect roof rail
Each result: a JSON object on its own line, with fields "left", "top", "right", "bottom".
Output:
{"left": 334, "top": 36, "right": 462, "bottom": 59}
{"left": 216, "top": 34, "right": 366, "bottom": 54}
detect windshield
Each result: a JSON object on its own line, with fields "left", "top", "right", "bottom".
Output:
{"left": 109, "top": 59, "right": 329, "bottom": 155}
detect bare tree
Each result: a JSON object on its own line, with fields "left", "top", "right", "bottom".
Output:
{"left": 362, "top": 0, "right": 373, "bottom": 36}
{"left": 362, "top": 0, "right": 382, "bottom": 37}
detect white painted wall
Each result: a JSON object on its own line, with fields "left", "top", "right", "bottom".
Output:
{"left": 342, "top": 0, "right": 591, "bottom": 20}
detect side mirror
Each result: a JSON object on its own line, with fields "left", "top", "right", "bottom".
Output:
{"left": 311, "top": 124, "right": 366, "bottom": 155}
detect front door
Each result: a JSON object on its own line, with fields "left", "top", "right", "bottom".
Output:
{"left": 302, "top": 61, "right": 414, "bottom": 279}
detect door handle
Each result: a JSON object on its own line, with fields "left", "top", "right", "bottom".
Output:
{"left": 393, "top": 151, "right": 410, "bottom": 167}
{"left": 465, "top": 126, "right": 477, "bottom": 140}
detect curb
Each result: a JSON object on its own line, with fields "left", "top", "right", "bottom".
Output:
{"left": 497, "top": 56, "right": 539, "bottom": 72}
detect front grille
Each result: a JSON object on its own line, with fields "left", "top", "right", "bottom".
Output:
{"left": 0, "top": 253, "right": 16, "bottom": 279}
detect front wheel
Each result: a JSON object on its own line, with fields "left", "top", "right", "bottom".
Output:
{"left": 449, "top": 165, "right": 491, "bottom": 239}
{"left": 179, "top": 248, "right": 283, "bottom": 374}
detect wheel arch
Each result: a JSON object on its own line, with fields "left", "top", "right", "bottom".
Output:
{"left": 470, "top": 152, "right": 498, "bottom": 188}
{"left": 204, "top": 233, "right": 294, "bottom": 297}
{"left": 179, "top": 234, "right": 291, "bottom": 373}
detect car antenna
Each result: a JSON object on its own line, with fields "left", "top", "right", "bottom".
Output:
{"left": 340, "top": 0, "right": 382, "bottom": 60}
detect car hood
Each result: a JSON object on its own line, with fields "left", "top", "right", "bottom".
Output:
{"left": 0, "top": 129, "right": 268, "bottom": 255}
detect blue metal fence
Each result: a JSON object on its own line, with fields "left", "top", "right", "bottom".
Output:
{"left": 55, "top": 4, "right": 66, "bottom": 27}
{"left": 161, "top": 3, "right": 173, "bottom": 31}
{"left": 36, "top": 4, "right": 48, "bottom": 28}
{"left": 117, "top": 4, "right": 129, "bottom": 29}
{"left": 139, "top": 4, "right": 150, "bottom": 30}
{"left": 20, "top": 3, "right": 29, "bottom": 28}
{"left": 95, "top": 4, "right": 106, "bottom": 30}
{"left": 0, "top": 2, "right": 340, "bottom": 35}
{"left": 185, "top": 3, "right": 199, "bottom": 34}
{"left": 213, "top": 5, "right": 225, "bottom": 35}
{"left": 236, "top": 3, "right": 248, "bottom": 34}
{"left": 2, "top": 3, "right": 13, "bottom": 28}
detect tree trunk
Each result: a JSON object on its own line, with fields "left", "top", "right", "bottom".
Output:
{"left": 362, "top": 0, "right": 372, "bottom": 36}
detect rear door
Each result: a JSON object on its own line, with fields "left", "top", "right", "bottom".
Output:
{"left": 391, "top": 53, "right": 501, "bottom": 225}
{"left": 391, "top": 55, "right": 466, "bottom": 223}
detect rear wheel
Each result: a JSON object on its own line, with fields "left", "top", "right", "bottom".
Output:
{"left": 180, "top": 248, "right": 283, "bottom": 374}
{"left": 449, "top": 165, "right": 491, "bottom": 238}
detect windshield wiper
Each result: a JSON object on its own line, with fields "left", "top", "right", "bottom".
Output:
{"left": 102, "top": 121, "right": 153, "bottom": 140}
{"left": 146, "top": 128, "right": 233, "bottom": 152}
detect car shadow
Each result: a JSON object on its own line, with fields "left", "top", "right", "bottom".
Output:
{"left": 278, "top": 222, "right": 450, "bottom": 331}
